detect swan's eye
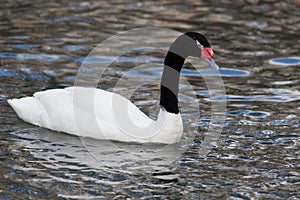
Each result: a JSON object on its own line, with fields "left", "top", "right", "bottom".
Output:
{"left": 196, "top": 40, "right": 203, "bottom": 49}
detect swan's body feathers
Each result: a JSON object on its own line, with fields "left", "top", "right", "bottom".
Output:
{"left": 8, "top": 87, "right": 183, "bottom": 144}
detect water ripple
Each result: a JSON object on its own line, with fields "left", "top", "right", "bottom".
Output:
{"left": 244, "top": 111, "right": 271, "bottom": 119}
{"left": 0, "top": 68, "right": 49, "bottom": 80}
{"left": 8, "top": 44, "right": 41, "bottom": 49}
{"left": 52, "top": 16, "right": 94, "bottom": 23}
{"left": 269, "top": 57, "right": 300, "bottom": 66}
{"left": 0, "top": 52, "right": 72, "bottom": 62}
{"left": 63, "top": 45, "right": 91, "bottom": 51}
{"left": 8, "top": 36, "right": 31, "bottom": 39}
{"left": 210, "top": 94, "right": 300, "bottom": 102}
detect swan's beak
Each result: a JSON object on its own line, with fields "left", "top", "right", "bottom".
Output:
{"left": 207, "top": 58, "right": 219, "bottom": 70}
{"left": 202, "top": 47, "right": 219, "bottom": 70}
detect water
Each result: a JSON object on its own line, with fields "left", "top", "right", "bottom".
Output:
{"left": 1, "top": 0, "right": 300, "bottom": 199}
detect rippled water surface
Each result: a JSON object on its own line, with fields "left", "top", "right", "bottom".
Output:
{"left": 1, "top": 0, "right": 300, "bottom": 199}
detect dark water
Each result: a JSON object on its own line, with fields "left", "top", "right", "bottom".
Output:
{"left": 1, "top": 0, "right": 300, "bottom": 199}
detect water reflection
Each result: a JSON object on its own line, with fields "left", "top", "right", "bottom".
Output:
{"left": 12, "top": 128, "right": 185, "bottom": 172}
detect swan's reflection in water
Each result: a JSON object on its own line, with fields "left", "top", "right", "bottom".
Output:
{"left": 14, "top": 127, "right": 186, "bottom": 173}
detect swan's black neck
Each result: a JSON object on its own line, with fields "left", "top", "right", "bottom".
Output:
{"left": 160, "top": 51, "right": 185, "bottom": 114}
{"left": 159, "top": 32, "right": 211, "bottom": 114}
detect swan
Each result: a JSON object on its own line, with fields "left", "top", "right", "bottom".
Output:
{"left": 8, "top": 32, "right": 219, "bottom": 144}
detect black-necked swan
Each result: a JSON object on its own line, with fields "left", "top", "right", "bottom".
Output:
{"left": 8, "top": 32, "right": 219, "bottom": 144}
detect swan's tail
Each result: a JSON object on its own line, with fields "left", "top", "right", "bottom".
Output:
{"left": 7, "top": 97, "right": 43, "bottom": 126}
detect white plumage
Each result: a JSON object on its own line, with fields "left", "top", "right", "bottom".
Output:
{"left": 8, "top": 87, "right": 183, "bottom": 144}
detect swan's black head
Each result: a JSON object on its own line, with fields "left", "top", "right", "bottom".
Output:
{"left": 168, "top": 32, "right": 219, "bottom": 70}
{"left": 185, "top": 32, "right": 211, "bottom": 48}
{"left": 165, "top": 32, "right": 219, "bottom": 71}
